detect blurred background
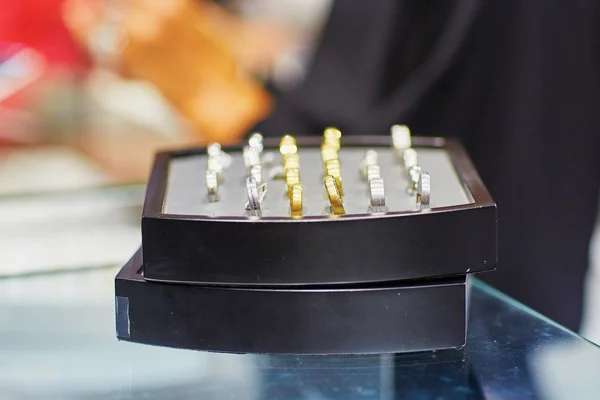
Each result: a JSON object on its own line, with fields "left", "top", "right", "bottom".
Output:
{"left": 0, "top": 0, "right": 330, "bottom": 271}
{"left": 0, "top": 0, "right": 599, "bottom": 344}
{"left": 0, "top": 0, "right": 332, "bottom": 189}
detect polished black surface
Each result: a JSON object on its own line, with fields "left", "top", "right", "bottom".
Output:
{"left": 117, "top": 250, "right": 467, "bottom": 354}
{"left": 1, "top": 268, "right": 599, "bottom": 399}
{"left": 142, "top": 137, "right": 497, "bottom": 286}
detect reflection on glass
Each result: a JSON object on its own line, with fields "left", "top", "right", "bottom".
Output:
{"left": 1, "top": 273, "right": 599, "bottom": 399}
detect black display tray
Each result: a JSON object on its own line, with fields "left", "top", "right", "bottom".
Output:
{"left": 141, "top": 136, "right": 496, "bottom": 286}
{"left": 116, "top": 250, "right": 469, "bottom": 355}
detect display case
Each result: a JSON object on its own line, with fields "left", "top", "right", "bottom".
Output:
{"left": 116, "top": 128, "right": 497, "bottom": 354}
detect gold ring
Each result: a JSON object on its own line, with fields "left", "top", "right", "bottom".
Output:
{"left": 283, "top": 153, "right": 300, "bottom": 170}
{"left": 323, "top": 127, "right": 341, "bottom": 150}
{"left": 290, "top": 184, "right": 303, "bottom": 217}
{"left": 325, "top": 158, "right": 340, "bottom": 172}
{"left": 280, "top": 135, "right": 297, "bottom": 155}
{"left": 325, "top": 159, "right": 344, "bottom": 196}
{"left": 285, "top": 168, "right": 301, "bottom": 198}
{"left": 323, "top": 127, "right": 342, "bottom": 141}
{"left": 321, "top": 145, "right": 338, "bottom": 163}
{"left": 324, "top": 175, "right": 345, "bottom": 215}
{"left": 323, "top": 139, "right": 340, "bottom": 151}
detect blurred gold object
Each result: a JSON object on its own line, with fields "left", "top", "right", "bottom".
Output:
{"left": 281, "top": 135, "right": 300, "bottom": 197}
{"left": 325, "top": 159, "right": 344, "bottom": 196}
{"left": 323, "top": 127, "right": 342, "bottom": 141}
{"left": 285, "top": 168, "right": 301, "bottom": 198}
{"left": 280, "top": 135, "right": 298, "bottom": 155}
{"left": 325, "top": 158, "right": 341, "bottom": 173}
{"left": 321, "top": 128, "right": 342, "bottom": 195}
{"left": 290, "top": 184, "right": 303, "bottom": 217}
{"left": 321, "top": 145, "right": 338, "bottom": 163}
{"left": 283, "top": 153, "right": 300, "bottom": 171}
{"left": 334, "top": 176, "right": 344, "bottom": 197}
{"left": 324, "top": 175, "right": 345, "bottom": 215}
{"left": 323, "top": 139, "right": 340, "bottom": 151}
{"left": 323, "top": 127, "right": 341, "bottom": 150}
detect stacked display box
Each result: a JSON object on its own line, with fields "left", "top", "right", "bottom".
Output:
{"left": 115, "top": 134, "right": 497, "bottom": 354}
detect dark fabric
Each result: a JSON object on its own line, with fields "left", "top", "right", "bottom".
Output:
{"left": 255, "top": 0, "right": 600, "bottom": 331}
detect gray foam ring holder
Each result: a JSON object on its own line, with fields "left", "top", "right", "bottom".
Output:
{"left": 163, "top": 147, "right": 471, "bottom": 217}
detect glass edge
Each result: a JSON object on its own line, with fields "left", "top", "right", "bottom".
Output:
{"left": 473, "top": 277, "right": 600, "bottom": 348}
{"left": 0, "top": 182, "right": 146, "bottom": 202}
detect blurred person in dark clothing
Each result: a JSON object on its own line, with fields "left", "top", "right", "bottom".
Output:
{"left": 256, "top": 0, "right": 600, "bottom": 331}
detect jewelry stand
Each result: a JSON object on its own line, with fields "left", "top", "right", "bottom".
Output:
{"left": 115, "top": 128, "right": 497, "bottom": 354}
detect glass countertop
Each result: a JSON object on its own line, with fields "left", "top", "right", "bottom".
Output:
{"left": 0, "top": 185, "right": 143, "bottom": 278}
{"left": 1, "top": 267, "right": 599, "bottom": 399}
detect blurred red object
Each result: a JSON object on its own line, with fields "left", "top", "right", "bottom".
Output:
{"left": 0, "top": 46, "right": 46, "bottom": 146}
{"left": 0, "top": 0, "right": 88, "bottom": 68}
{"left": 0, "top": 0, "right": 89, "bottom": 147}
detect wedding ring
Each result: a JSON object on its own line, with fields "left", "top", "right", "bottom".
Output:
{"left": 283, "top": 152, "right": 300, "bottom": 170}
{"left": 402, "top": 148, "right": 418, "bottom": 171}
{"left": 408, "top": 165, "right": 422, "bottom": 193}
{"left": 367, "top": 164, "right": 381, "bottom": 182}
{"left": 417, "top": 172, "right": 431, "bottom": 210}
{"left": 207, "top": 155, "right": 223, "bottom": 177}
{"left": 324, "top": 127, "right": 342, "bottom": 141}
{"left": 285, "top": 168, "right": 301, "bottom": 198}
{"left": 359, "top": 150, "right": 378, "bottom": 178}
{"left": 280, "top": 135, "right": 297, "bottom": 155}
{"left": 391, "top": 125, "right": 411, "bottom": 153}
{"left": 325, "top": 158, "right": 341, "bottom": 173}
{"left": 207, "top": 143, "right": 222, "bottom": 157}
{"left": 249, "top": 132, "right": 264, "bottom": 153}
{"left": 290, "top": 184, "right": 303, "bottom": 217}
{"left": 206, "top": 169, "right": 219, "bottom": 202}
{"left": 245, "top": 176, "right": 262, "bottom": 217}
{"left": 321, "top": 145, "right": 338, "bottom": 163}
{"left": 369, "top": 177, "right": 386, "bottom": 212}
{"left": 325, "top": 159, "right": 344, "bottom": 196}
{"left": 250, "top": 164, "right": 263, "bottom": 185}
{"left": 207, "top": 142, "right": 232, "bottom": 169}
{"left": 324, "top": 175, "right": 345, "bottom": 215}
{"left": 323, "top": 127, "right": 341, "bottom": 150}
{"left": 243, "top": 145, "right": 261, "bottom": 169}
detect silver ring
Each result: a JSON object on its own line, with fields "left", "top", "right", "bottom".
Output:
{"left": 367, "top": 164, "right": 381, "bottom": 182}
{"left": 245, "top": 176, "right": 262, "bottom": 217}
{"left": 249, "top": 132, "right": 264, "bottom": 153}
{"left": 207, "top": 155, "right": 223, "bottom": 177}
{"left": 206, "top": 169, "right": 219, "bottom": 202}
{"left": 391, "top": 125, "right": 411, "bottom": 153}
{"left": 369, "top": 177, "right": 386, "bottom": 212}
{"left": 207, "top": 142, "right": 233, "bottom": 170}
{"left": 207, "top": 143, "right": 222, "bottom": 157}
{"left": 250, "top": 164, "right": 263, "bottom": 185}
{"left": 243, "top": 145, "right": 261, "bottom": 169}
{"left": 417, "top": 172, "right": 431, "bottom": 209}
{"left": 257, "top": 183, "right": 268, "bottom": 203}
{"left": 359, "top": 150, "right": 379, "bottom": 178}
{"left": 402, "top": 148, "right": 418, "bottom": 171}
{"left": 407, "top": 165, "right": 422, "bottom": 194}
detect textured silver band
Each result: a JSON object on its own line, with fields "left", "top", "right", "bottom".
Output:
{"left": 206, "top": 169, "right": 219, "bottom": 202}
{"left": 408, "top": 165, "right": 423, "bottom": 194}
{"left": 369, "top": 177, "right": 386, "bottom": 212}
{"left": 245, "top": 177, "right": 262, "bottom": 217}
{"left": 402, "top": 148, "right": 418, "bottom": 171}
{"left": 417, "top": 172, "right": 431, "bottom": 209}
